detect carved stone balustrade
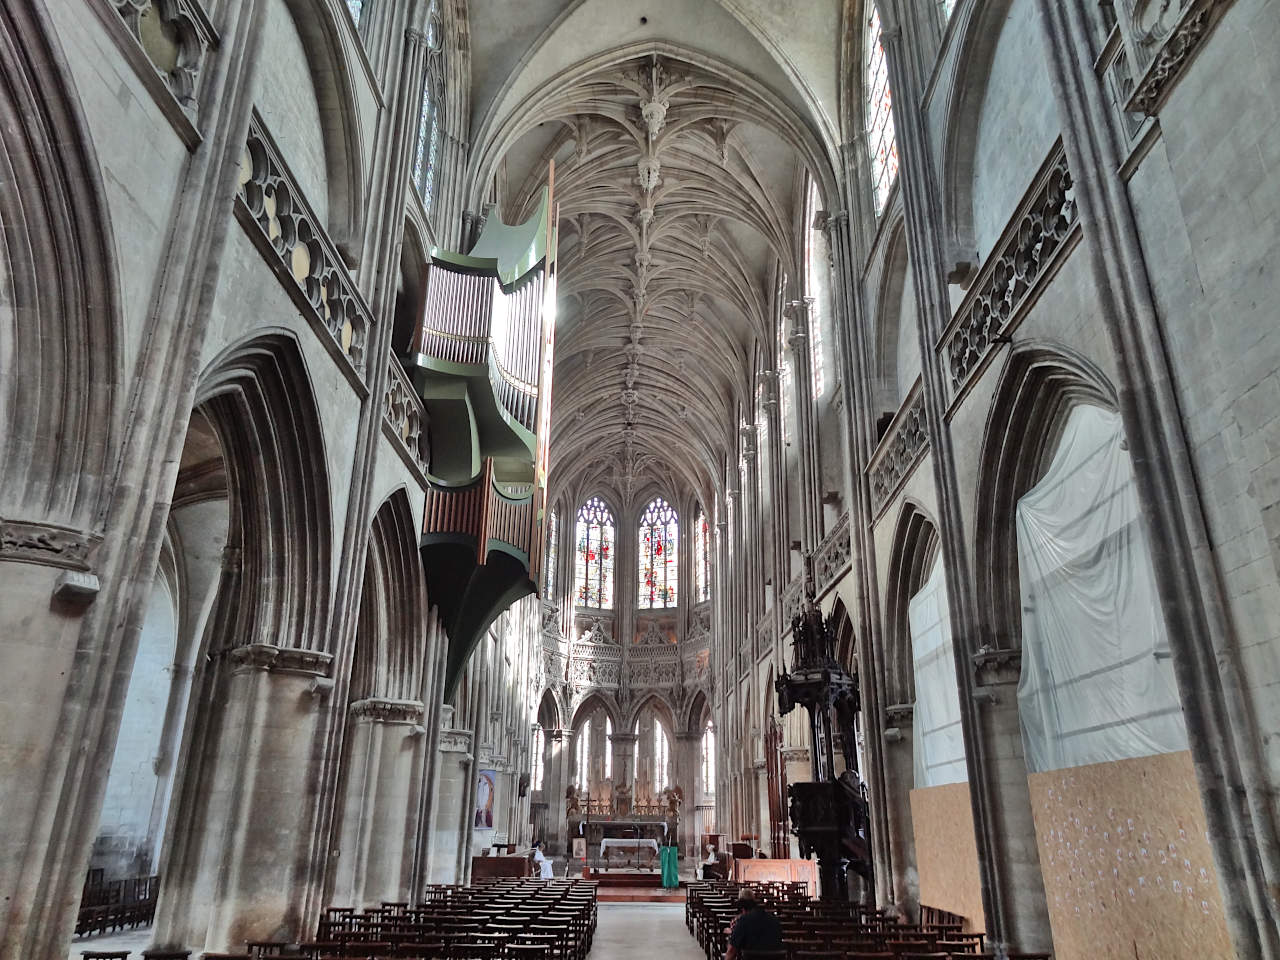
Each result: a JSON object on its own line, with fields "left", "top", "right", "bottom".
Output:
{"left": 236, "top": 113, "right": 371, "bottom": 379}
{"left": 383, "top": 353, "right": 430, "bottom": 480}
{"left": 868, "top": 382, "right": 928, "bottom": 517}
{"left": 813, "top": 513, "right": 851, "bottom": 597}
{"left": 940, "top": 143, "right": 1079, "bottom": 398}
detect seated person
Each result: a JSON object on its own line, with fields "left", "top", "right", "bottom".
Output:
{"left": 725, "top": 888, "right": 783, "bottom": 960}
{"left": 701, "top": 844, "right": 720, "bottom": 880}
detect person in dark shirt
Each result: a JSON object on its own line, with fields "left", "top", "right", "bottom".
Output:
{"left": 725, "top": 888, "right": 783, "bottom": 959}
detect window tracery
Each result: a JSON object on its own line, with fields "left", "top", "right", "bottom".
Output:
{"left": 575, "top": 497, "right": 615, "bottom": 608}
{"left": 605, "top": 716, "right": 613, "bottom": 779}
{"left": 653, "top": 719, "right": 671, "bottom": 793}
{"left": 413, "top": 0, "right": 445, "bottom": 214}
{"left": 804, "top": 181, "right": 827, "bottom": 398}
{"left": 866, "top": 5, "right": 899, "bottom": 215}
{"left": 531, "top": 725, "right": 545, "bottom": 791}
{"left": 701, "top": 721, "right": 716, "bottom": 796}
{"left": 694, "top": 509, "right": 711, "bottom": 603}
{"left": 638, "top": 497, "right": 679, "bottom": 609}
{"left": 545, "top": 509, "right": 559, "bottom": 598}
{"left": 576, "top": 720, "right": 591, "bottom": 786}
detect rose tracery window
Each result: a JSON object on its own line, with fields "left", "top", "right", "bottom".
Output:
{"left": 638, "top": 497, "right": 679, "bottom": 609}
{"left": 694, "top": 509, "right": 711, "bottom": 603}
{"left": 866, "top": 4, "right": 899, "bottom": 215}
{"left": 575, "top": 497, "right": 615, "bottom": 608}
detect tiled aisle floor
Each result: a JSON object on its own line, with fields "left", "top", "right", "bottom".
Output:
{"left": 591, "top": 902, "right": 705, "bottom": 959}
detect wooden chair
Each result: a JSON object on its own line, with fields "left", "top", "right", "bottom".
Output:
{"left": 141, "top": 951, "right": 193, "bottom": 960}
{"left": 79, "top": 952, "right": 131, "bottom": 960}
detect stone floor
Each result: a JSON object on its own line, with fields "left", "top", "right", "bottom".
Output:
{"left": 66, "top": 903, "right": 703, "bottom": 959}
{"left": 591, "top": 902, "right": 704, "bottom": 959}
{"left": 68, "top": 926, "right": 152, "bottom": 958}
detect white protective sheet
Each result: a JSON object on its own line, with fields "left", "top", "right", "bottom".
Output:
{"left": 911, "top": 552, "right": 968, "bottom": 788}
{"left": 1016, "top": 404, "right": 1188, "bottom": 773}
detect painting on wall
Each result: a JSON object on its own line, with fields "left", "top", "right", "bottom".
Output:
{"left": 475, "top": 769, "right": 497, "bottom": 829}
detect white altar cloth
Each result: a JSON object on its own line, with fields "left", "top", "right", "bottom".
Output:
{"left": 599, "top": 838, "right": 661, "bottom": 859}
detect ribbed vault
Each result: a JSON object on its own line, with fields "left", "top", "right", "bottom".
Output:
{"left": 493, "top": 53, "right": 813, "bottom": 504}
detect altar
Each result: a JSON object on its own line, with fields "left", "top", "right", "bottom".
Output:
{"left": 599, "top": 837, "right": 660, "bottom": 868}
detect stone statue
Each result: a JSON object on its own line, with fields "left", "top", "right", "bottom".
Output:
{"left": 565, "top": 784, "right": 581, "bottom": 818}
{"left": 663, "top": 785, "right": 683, "bottom": 831}
{"left": 613, "top": 781, "right": 633, "bottom": 818}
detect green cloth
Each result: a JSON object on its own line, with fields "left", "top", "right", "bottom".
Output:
{"left": 660, "top": 845, "right": 679, "bottom": 889}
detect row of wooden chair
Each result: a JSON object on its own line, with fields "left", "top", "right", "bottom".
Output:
{"left": 76, "top": 873, "right": 161, "bottom": 937}
{"left": 685, "top": 881, "right": 1052, "bottom": 960}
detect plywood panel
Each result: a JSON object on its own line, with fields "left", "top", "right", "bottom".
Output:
{"left": 1028, "top": 750, "right": 1231, "bottom": 960}
{"left": 909, "top": 782, "right": 984, "bottom": 932}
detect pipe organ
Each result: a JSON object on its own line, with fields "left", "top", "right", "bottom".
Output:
{"left": 403, "top": 182, "right": 558, "bottom": 695}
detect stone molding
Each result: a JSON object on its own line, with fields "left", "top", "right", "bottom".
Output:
{"left": 236, "top": 112, "right": 372, "bottom": 385}
{"left": 439, "top": 728, "right": 473, "bottom": 753}
{"left": 972, "top": 647, "right": 1022, "bottom": 687}
{"left": 0, "top": 519, "right": 102, "bottom": 572}
{"left": 1126, "top": 0, "right": 1233, "bottom": 115}
{"left": 348, "top": 697, "right": 426, "bottom": 724}
{"left": 868, "top": 381, "right": 928, "bottom": 516}
{"left": 781, "top": 748, "right": 810, "bottom": 764}
{"left": 226, "top": 643, "right": 334, "bottom": 677}
{"left": 941, "top": 143, "right": 1080, "bottom": 399}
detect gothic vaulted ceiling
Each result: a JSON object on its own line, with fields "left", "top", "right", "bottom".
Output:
{"left": 464, "top": 0, "right": 843, "bottom": 508}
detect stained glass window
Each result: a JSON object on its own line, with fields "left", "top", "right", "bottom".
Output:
{"left": 575, "top": 497, "right": 614, "bottom": 608}
{"left": 531, "top": 725, "right": 545, "bottom": 791}
{"left": 701, "top": 721, "right": 716, "bottom": 795}
{"left": 653, "top": 719, "right": 671, "bottom": 793}
{"left": 545, "top": 510, "right": 558, "bottom": 598}
{"left": 346, "top": 0, "right": 363, "bottom": 26}
{"left": 866, "top": 5, "right": 899, "bottom": 215}
{"left": 694, "top": 510, "right": 711, "bottom": 603}
{"left": 940, "top": 0, "right": 956, "bottom": 19}
{"left": 638, "top": 497, "right": 679, "bottom": 609}
{"left": 804, "top": 181, "right": 827, "bottom": 398}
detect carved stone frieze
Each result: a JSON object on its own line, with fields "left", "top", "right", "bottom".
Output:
{"left": 349, "top": 697, "right": 426, "bottom": 724}
{"left": 973, "top": 646, "right": 1022, "bottom": 687}
{"left": 868, "top": 386, "right": 928, "bottom": 514}
{"left": 236, "top": 113, "right": 371, "bottom": 374}
{"left": 439, "top": 728, "right": 473, "bottom": 754}
{"left": 0, "top": 519, "right": 101, "bottom": 572}
{"left": 942, "top": 145, "right": 1078, "bottom": 394}
{"left": 226, "top": 643, "right": 334, "bottom": 676}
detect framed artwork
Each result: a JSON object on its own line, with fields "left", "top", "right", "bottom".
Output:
{"left": 475, "top": 769, "right": 497, "bottom": 829}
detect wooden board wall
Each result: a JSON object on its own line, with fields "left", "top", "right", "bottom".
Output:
{"left": 1027, "top": 750, "right": 1232, "bottom": 960}
{"left": 909, "top": 782, "right": 984, "bottom": 932}
{"left": 732, "top": 857, "right": 819, "bottom": 897}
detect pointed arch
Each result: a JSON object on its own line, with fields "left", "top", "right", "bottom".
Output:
{"left": 353, "top": 488, "right": 429, "bottom": 701}
{"left": 625, "top": 691, "right": 678, "bottom": 738}
{"left": 0, "top": 0, "right": 121, "bottom": 541}
{"left": 973, "top": 341, "right": 1117, "bottom": 648}
{"left": 829, "top": 597, "right": 857, "bottom": 674}
{"left": 195, "top": 332, "right": 334, "bottom": 653}
{"left": 685, "top": 688, "right": 711, "bottom": 734}
{"left": 569, "top": 690, "right": 620, "bottom": 732}
{"left": 884, "top": 500, "right": 942, "bottom": 704}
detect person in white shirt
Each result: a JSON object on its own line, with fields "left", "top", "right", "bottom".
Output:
{"left": 532, "top": 840, "right": 555, "bottom": 879}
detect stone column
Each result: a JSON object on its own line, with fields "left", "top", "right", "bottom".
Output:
{"left": 673, "top": 732, "right": 701, "bottom": 856}
{"left": 785, "top": 298, "right": 822, "bottom": 549}
{"left": 330, "top": 698, "right": 427, "bottom": 907}
{"left": 427, "top": 714, "right": 473, "bottom": 884}
{"left": 151, "top": 645, "right": 333, "bottom": 952}
{"left": 609, "top": 731, "right": 638, "bottom": 816}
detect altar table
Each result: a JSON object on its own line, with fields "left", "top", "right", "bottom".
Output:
{"left": 599, "top": 837, "right": 660, "bottom": 868}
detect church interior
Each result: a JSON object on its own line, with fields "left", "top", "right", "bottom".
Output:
{"left": 2, "top": 0, "right": 1278, "bottom": 958}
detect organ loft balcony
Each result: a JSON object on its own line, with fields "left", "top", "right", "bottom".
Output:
{"left": 401, "top": 185, "right": 557, "bottom": 694}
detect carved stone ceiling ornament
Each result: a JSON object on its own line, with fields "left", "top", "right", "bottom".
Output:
{"left": 496, "top": 53, "right": 805, "bottom": 503}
